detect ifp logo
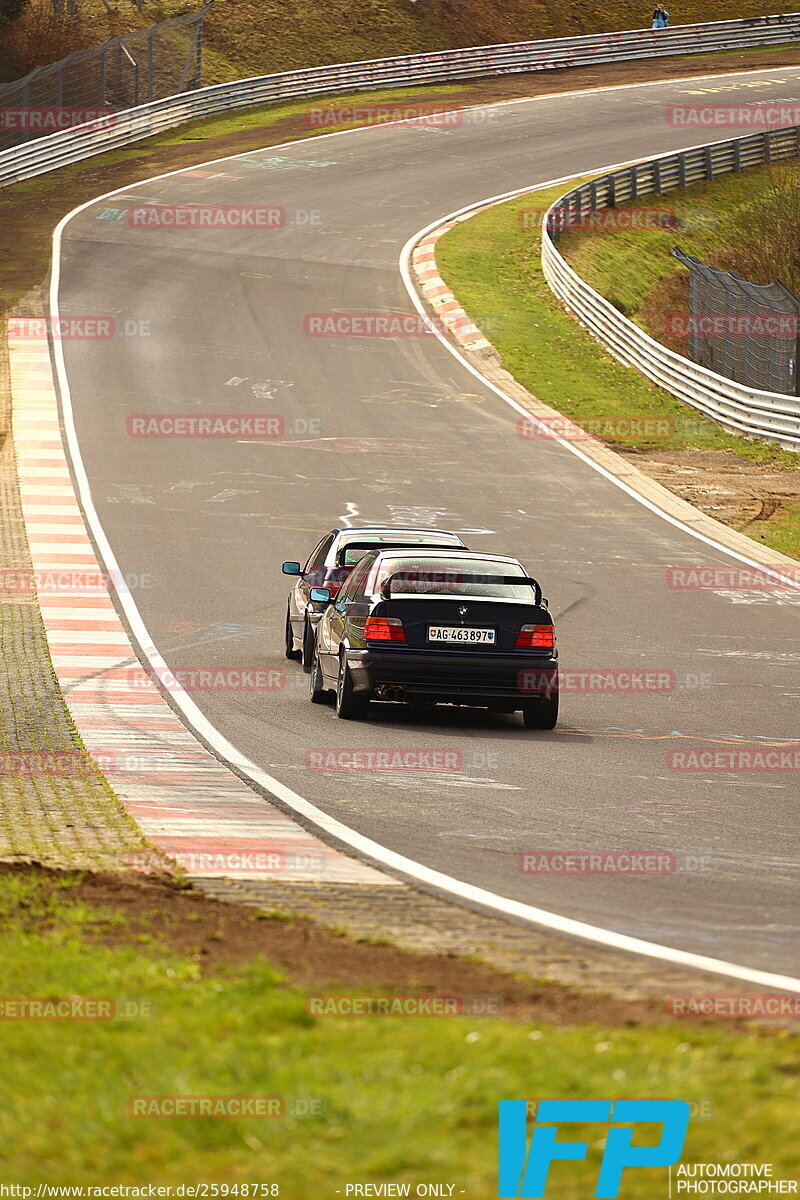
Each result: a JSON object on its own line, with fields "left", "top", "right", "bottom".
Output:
{"left": 498, "top": 1099, "right": 690, "bottom": 1197}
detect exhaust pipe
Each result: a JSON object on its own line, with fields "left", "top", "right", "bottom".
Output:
{"left": 375, "top": 683, "right": 406, "bottom": 702}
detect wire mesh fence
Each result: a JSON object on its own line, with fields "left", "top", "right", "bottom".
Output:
{"left": 671, "top": 246, "right": 800, "bottom": 397}
{"left": 542, "top": 126, "right": 800, "bottom": 445}
{"left": 0, "top": 3, "right": 212, "bottom": 152}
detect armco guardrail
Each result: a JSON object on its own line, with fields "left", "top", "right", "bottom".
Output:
{"left": 0, "top": 12, "right": 799, "bottom": 188}
{"left": 542, "top": 126, "right": 800, "bottom": 450}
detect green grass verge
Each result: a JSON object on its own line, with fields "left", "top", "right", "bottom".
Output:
{"left": 1, "top": 870, "right": 799, "bottom": 1186}
{"left": 435, "top": 175, "right": 800, "bottom": 556}
{"left": 742, "top": 500, "right": 800, "bottom": 557}
{"left": 155, "top": 84, "right": 467, "bottom": 146}
{"left": 436, "top": 177, "right": 794, "bottom": 462}
{"left": 557, "top": 159, "right": 799, "bottom": 336}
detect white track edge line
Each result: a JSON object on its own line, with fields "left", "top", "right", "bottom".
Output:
{"left": 47, "top": 79, "right": 800, "bottom": 993}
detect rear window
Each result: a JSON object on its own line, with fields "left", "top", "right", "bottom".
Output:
{"left": 337, "top": 534, "right": 460, "bottom": 567}
{"left": 339, "top": 546, "right": 377, "bottom": 567}
{"left": 368, "top": 556, "right": 534, "bottom": 601}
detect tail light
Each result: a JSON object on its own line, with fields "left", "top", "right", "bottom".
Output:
{"left": 516, "top": 623, "right": 554, "bottom": 649}
{"left": 364, "top": 616, "right": 406, "bottom": 642}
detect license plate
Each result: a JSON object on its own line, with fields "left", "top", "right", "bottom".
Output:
{"left": 428, "top": 626, "right": 496, "bottom": 645}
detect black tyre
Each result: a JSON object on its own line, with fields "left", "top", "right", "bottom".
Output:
{"left": 284, "top": 606, "right": 301, "bottom": 660}
{"left": 335, "top": 658, "right": 370, "bottom": 720}
{"left": 301, "top": 619, "right": 315, "bottom": 674}
{"left": 522, "top": 689, "right": 559, "bottom": 730}
{"left": 309, "top": 646, "right": 329, "bottom": 704}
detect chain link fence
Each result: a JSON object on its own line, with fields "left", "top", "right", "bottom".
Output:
{"left": 543, "top": 126, "right": 800, "bottom": 446}
{"left": 0, "top": 3, "right": 212, "bottom": 152}
{"left": 671, "top": 246, "right": 800, "bottom": 397}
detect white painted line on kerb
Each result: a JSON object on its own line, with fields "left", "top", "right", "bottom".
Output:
{"left": 48, "top": 76, "right": 800, "bottom": 991}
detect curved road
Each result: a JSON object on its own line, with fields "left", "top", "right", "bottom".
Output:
{"left": 54, "top": 67, "right": 800, "bottom": 975}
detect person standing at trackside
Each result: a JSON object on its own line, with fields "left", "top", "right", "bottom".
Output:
{"left": 651, "top": 4, "right": 669, "bottom": 27}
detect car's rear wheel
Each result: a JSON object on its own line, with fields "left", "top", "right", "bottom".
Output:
{"left": 301, "top": 618, "right": 315, "bottom": 673}
{"left": 335, "top": 658, "right": 370, "bottom": 720}
{"left": 522, "top": 690, "right": 559, "bottom": 730}
{"left": 284, "top": 606, "right": 301, "bottom": 660}
{"left": 310, "top": 646, "right": 329, "bottom": 704}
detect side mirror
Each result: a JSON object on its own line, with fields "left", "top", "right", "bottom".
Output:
{"left": 542, "top": 597, "right": 549, "bottom": 609}
{"left": 309, "top": 587, "right": 331, "bottom": 604}
{"left": 282, "top": 561, "right": 302, "bottom": 576}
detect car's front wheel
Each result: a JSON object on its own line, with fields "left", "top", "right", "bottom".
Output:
{"left": 284, "top": 606, "right": 301, "bottom": 660}
{"left": 335, "top": 658, "right": 370, "bottom": 720}
{"left": 522, "top": 690, "right": 559, "bottom": 730}
{"left": 301, "top": 618, "right": 315, "bottom": 673}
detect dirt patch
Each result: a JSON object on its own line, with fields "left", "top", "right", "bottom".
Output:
{"left": 618, "top": 445, "right": 800, "bottom": 530}
{"left": 0, "top": 860, "right": 699, "bottom": 1027}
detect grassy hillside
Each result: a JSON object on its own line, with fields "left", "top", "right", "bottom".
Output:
{"left": 2, "top": 0, "right": 795, "bottom": 85}
{"left": 201, "top": 0, "right": 799, "bottom": 80}
{"left": 1, "top": 866, "right": 798, "bottom": 1186}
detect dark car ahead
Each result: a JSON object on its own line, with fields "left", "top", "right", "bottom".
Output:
{"left": 308, "top": 548, "right": 558, "bottom": 728}
{"left": 282, "top": 526, "right": 467, "bottom": 671}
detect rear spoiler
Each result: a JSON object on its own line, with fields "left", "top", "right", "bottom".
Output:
{"left": 381, "top": 572, "right": 543, "bottom": 607}
{"left": 335, "top": 541, "right": 463, "bottom": 564}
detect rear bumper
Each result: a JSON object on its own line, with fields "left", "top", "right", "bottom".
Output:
{"left": 345, "top": 647, "right": 558, "bottom": 705}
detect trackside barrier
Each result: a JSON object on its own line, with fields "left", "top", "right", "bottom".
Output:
{"left": 0, "top": 13, "right": 799, "bottom": 187}
{"left": 542, "top": 126, "right": 800, "bottom": 449}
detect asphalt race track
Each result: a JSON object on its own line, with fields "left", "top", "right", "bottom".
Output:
{"left": 53, "top": 67, "right": 800, "bottom": 976}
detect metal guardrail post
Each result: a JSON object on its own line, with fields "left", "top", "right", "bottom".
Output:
{"left": 147, "top": 30, "right": 155, "bottom": 103}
